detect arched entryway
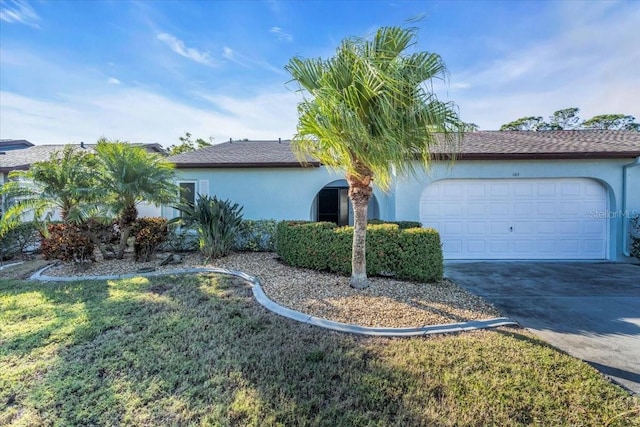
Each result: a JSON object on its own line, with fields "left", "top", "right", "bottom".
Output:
{"left": 310, "top": 179, "right": 379, "bottom": 226}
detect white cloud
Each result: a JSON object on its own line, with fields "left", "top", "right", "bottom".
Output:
{"left": 448, "top": 2, "right": 640, "bottom": 129}
{"left": 156, "top": 32, "right": 217, "bottom": 67}
{"left": 0, "top": 0, "right": 39, "bottom": 27}
{"left": 222, "top": 46, "right": 284, "bottom": 74}
{"left": 0, "top": 87, "right": 299, "bottom": 146}
{"left": 269, "top": 26, "right": 293, "bottom": 42}
{"left": 107, "top": 77, "right": 121, "bottom": 85}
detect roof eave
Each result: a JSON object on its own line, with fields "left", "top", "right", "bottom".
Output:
{"left": 173, "top": 161, "right": 321, "bottom": 169}
{"left": 432, "top": 151, "right": 640, "bottom": 160}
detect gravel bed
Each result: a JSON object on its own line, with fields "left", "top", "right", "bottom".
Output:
{"left": 45, "top": 251, "right": 501, "bottom": 328}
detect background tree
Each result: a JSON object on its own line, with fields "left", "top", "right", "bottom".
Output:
{"left": 0, "top": 146, "right": 98, "bottom": 236}
{"left": 548, "top": 107, "right": 580, "bottom": 130}
{"left": 461, "top": 122, "right": 479, "bottom": 132}
{"left": 499, "top": 116, "right": 545, "bottom": 131}
{"left": 582, "top": 114, "right": 639, "bottom": 131}
{"left": 94, "top": 139, "right": 178, "bottom": 259}
{"left": 286, "top": 25, "right": 462, "bottom": 289}
{"left": 500, "top": 108, "right": 639, "bottom": 131}
{"left": 168, "top": 132, "right": 214, "bottom": 155}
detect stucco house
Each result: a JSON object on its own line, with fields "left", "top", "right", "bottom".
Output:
{"left": 166, "top": 131, "right": 640, "bottom": 261}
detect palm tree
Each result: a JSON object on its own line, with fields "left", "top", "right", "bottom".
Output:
{"left": 94, "top": 139, "right": 178, "bottom": 259}
{"left": 0, "top": 146, "right": 98, "bottom": 236}
{"left": 286, "top": 26, "right": 462, "bottom": 289}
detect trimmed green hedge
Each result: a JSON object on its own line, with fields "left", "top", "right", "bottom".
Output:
{"left": 276, "top": 221, "right": 443, "bottom": 282}
{"left": 367, "top": 219, "right": 422, "bottom": 229}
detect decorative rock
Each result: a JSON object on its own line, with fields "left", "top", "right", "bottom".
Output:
{"left": 136, "top": 266, "right": 156, "bottom": 273}
{"left": 160, "top": 253, "right": 183, "bottom": 266}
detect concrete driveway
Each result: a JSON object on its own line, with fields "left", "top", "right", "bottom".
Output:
{"left": 445, "top": 261, "right": 640, "bottom": 395}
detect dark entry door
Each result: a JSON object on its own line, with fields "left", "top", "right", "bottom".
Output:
{"left": 318, "top": 188, "right": 349, "bottom": 226}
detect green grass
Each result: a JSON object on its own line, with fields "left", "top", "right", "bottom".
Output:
{"left": 1, "top": 274, "right": 638, "bottom": 426}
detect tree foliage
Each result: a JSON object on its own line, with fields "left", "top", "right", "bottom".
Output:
{"left": 500, "top": 116, "right": 545, "bottom": 131}
{"left": 582, "top": 114, "right": 640, "bottom": 131}
{"left": 168, "top": 132, "right": 213, "bottom": 156}
{"left": 0, "top": 146, "right": 98, "bottom": 236}
{"left": 500, "top": 108, "right": 639, "bottom": 131}
{"left": 1, "top": 139, "right": 178, "bottom": 261}
{"left": 286, "top": 25, "right": 462, "bottom": 288}
{"left": 94, "top": 139, "right": 178, "bottom": 259}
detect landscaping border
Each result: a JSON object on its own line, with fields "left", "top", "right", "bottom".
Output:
{"left": 30, "top": 264, "right": 517, "bottom": 337}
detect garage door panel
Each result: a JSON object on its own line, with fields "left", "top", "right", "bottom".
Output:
{"left": 560, "top": 182, "right": 581, "bottom": 196}
{"left": 490, "top": 184, "right": 509, "bottom": 197}
{"left": 466, "top": 222, "right": 486, "bottom": 234}
{"left": 514, "top": 240, "right": 534, "bottom": 253}
{"left": 490, "top": 203, "right": 510, "bottom": 216}
{"left": 583, "top": 221, "right": 605, "bottom": 234}
{"left": 513, "top": 183, "right": 534, "bottom": 196}
{"left": 467, "top": 184, "right": 486, "bottom": 197}
{"left": 490, "top": 222, "right": 511, "bottom": 234}
{"left": 560, "top": 202, "right": 580, "bottom": 215}
{"left": 420, "top": 178, "right": 607, "bottom": 260}
{"left": 513, "top": 202, "right": 532, "bottom": 215}
{"left": 443, "top": 222, "right": 463, "bottom": 234}
{"left": 468, "top": 203, "right": 486, "bottom": 216}
{"left": 490, "top": 240, "right": 510, "bottom": 254}
{"left": 467, "top": 240, "right": 486, "bottom": 253}
{"left": 536, "top": 202, "right": 556, "bottom": 215}
{"left": 536, "top": 222, "right": 557, "bottom": 234}
{"left": 537, "top": 183, "right": 557, "bottom": 196}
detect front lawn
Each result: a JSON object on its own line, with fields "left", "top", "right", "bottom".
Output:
{"left": 1, "top": 274, "right": 638, "bottom": 426}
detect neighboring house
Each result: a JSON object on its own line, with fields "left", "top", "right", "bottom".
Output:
{"left": 0, "top": 142, "right": 167, "bottom": 217}
{"left": 0, "top": 139, "right": 34, "bottom": 152}
{"left": 167, "top": 131, "right": 640, "bottom": 261}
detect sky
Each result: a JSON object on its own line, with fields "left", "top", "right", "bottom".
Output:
{"left": 1, "top": 0, "right": 639, "bottom": 147}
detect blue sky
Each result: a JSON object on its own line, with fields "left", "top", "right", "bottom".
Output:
{"left": 1, "top": 0, "right": 639, "bottom": 147}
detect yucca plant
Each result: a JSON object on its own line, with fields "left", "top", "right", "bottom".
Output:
{"left": 170, "top": 194, "right": 243, "bottom": 261}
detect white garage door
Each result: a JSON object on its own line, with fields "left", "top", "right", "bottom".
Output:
{"left": 419, "top": 178, "right": 608, "bottom": 260}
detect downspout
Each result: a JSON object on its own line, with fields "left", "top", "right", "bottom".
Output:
{"left": 622, "top": 156, "right": 640, "bottom": 257}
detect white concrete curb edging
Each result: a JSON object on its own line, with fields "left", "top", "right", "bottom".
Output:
{"left": 30, "top": 264, "right": 518, "bottom": 337}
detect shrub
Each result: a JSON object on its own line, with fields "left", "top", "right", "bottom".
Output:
{"left": 83, "top": 218, "right": 120, "bottom": 246}
{"left": 276, "top": 221, "right": 443, "bottom": 282}
{"left": 171, "top": 195, "right": 243, "bottom": 261}
{"left": 234, "top": 219, "right": 278, "bottom": 252}
{"left": 162, "top": 223, "right": 199, "bottom": 252}
{"left": 40, "top": 223, "right": 95, "bottom": 264}
{"left": 630, "top": 215, "right": 640, "bottom": 259}
{"left": 368, "top": 219, "right": 422, "bottom": 229}
{"left": 0, "top": 221, "right": 40, "bottom": 260}
{"left": 132, "top": 217, "right": 168, "bottom": 262}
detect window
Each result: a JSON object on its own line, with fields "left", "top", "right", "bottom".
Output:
{"left": 179, "top": 182, "right": 196, "bottom": 205}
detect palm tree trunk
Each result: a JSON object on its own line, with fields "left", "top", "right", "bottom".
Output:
{"left": 116, "top": 225, "right": 131, "bottom": 259}
{"left": 347, "top": 173, "right": 372, "bottom": 289}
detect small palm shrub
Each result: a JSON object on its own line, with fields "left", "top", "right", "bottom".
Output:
{"left": 171, "top": 195, "right": 243, "bottom": 261}
{"left": 630, "top": 215, "right": 640, "bottom": 259}
{"left": 132, "top": 217, "right": 168, "bottom": 262}
{"left": 40, "top": 223, "right": 95, "bottom": 265}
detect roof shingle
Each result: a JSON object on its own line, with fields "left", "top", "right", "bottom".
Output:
{"left": 0, "top": 143, "right": 167, "bottom": 172}
{"left": 168, "top": 131, "right": 640, "bottom": 168}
